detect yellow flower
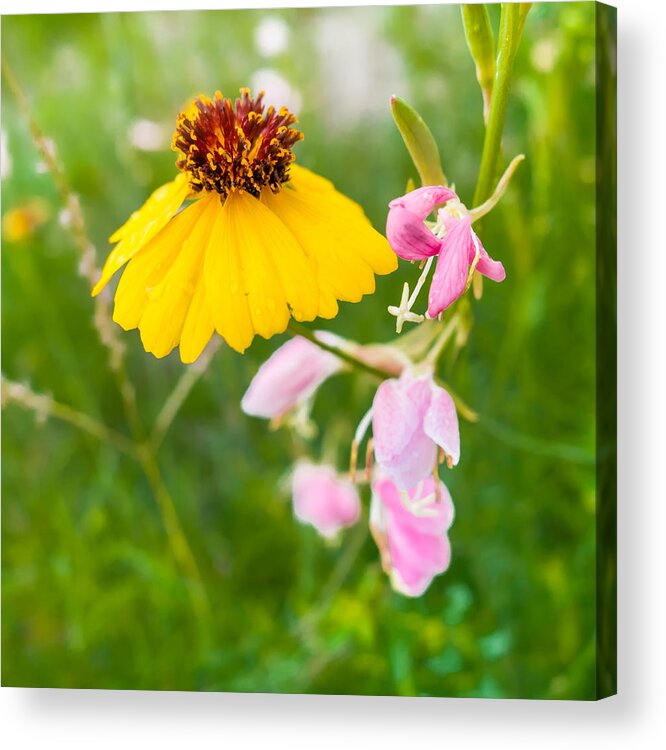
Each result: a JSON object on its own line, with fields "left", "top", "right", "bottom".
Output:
{"left": 93, "top": 88, "right": 397, "bottom": 363}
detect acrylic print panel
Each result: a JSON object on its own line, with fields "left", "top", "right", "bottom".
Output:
{"left": 1, "top": 2, "right": 616, "bottom": 699}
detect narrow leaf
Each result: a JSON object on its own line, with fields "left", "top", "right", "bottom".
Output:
{"left": 390, "top": 95, "right": 447, "bottom": 187}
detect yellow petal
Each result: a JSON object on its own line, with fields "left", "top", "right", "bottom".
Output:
{"left": 203, "top": 199, "right": 255, "bottom": 353}
{"left": 262, "top": 175, "right": 396, "bottom": 314}
{"left": 289, "top": 166, "right": 396, "bottom": 286}
{"left": 289, "top": 165, "right": 366, "bottom": 221}
{"left": 204, "top": 191, "right": 317, "bottom": 350}
{"left": 138, "top": 195, "right": 216, "bottom": 358}
{"left": 179, "top": 273, "right": 215, "bottom": 364}
{"left": 113, "top": 197, "right": 206, "bottom": 331}
{"left": 231, "top": 191, "right": 318, "bottom": 322}
{"left": 92, "top": 173, "right": 192, "bottom": 296}
{"left": 289, "top": 165, "right": 397, "bottom": 275}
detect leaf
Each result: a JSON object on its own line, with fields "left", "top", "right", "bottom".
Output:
{"left": 390, "top": 95, "right": 447, "bottom": 187}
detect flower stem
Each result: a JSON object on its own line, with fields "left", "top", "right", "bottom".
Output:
{"left": 136, "top": 444, "right": 211, "bottom": 627}
{"left": 423, "top": 314, "right": 460, "bottom": 366}
{"left": 472, "top": 3, "right": 531, "bottom": 207}
{"left": 151, "top": 339, "right": 221, "bottom": 449}
{"left": 287, "top": 322, "right": 478, "bottom": 422}
{"left": 287, "top": 321, "right": 387, "bottom": 381}
{"left": 2, "top": 377, "right": 135, "bottom": 457}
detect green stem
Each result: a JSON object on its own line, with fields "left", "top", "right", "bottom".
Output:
{"left": 136, "top": 444, "right": 211, "bottom": 625}
{"left": 472, "top": 3, "right": 530, "bottom": 206}
{"left": 293, "top": 520, "right": 369, "bottom": 639}
{"left": 151, "top": 340, "right": 221, "bottom": 450}
{"left": 287, "top": 322, "right": 478, "bottom": 422}
{"left": 2, "top": 377, "right": 135, "bottom": 457}
{"left": 287, "top": 321, "right": 387, "bottom": 381}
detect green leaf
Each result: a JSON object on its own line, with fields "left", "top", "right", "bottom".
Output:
{"left": 390, "top": 95, "right": 447, "bottom": 187}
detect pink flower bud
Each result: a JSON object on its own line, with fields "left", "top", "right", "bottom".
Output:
{"left": 292, "top": 461, "right": 361, "bottom": 539}
{"left": 241, "top": 333, "right": 343, "bottom": 420}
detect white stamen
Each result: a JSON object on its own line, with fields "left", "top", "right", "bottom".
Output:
{"left": 399, "top": 485, "right": 439, "bottom": 517}
{"left": 354, "top": 405, "right": 374, "bottom": 445}
{"left": 388, "top": 281, "right": 424, "bottom": 333}
{"left": 408, "top": 255, "right": 434, "bottom": 309}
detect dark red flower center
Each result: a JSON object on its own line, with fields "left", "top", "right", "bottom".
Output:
{"left": 172, "top": 88, "right": 303, "bottom": 198}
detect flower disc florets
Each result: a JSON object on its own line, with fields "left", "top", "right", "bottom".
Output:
{"left": 172, "top": 88, "right": 303, "bottom": 198}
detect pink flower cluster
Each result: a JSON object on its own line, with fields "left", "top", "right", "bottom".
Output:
{"left": 238, "top": 182, "right": 507, "bottom": 597}
{"left": 242, "top": 331, "right": 460, "bottom": 597}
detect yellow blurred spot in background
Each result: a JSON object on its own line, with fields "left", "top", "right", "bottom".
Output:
{"left": 2, "top": 198, "right": 50, "bottom": 242}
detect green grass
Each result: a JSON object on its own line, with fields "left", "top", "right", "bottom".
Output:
{"left": 2, "top": 3, "right": 599, "bottom": 698}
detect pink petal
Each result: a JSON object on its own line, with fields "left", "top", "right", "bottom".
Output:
{"left": 372, "top": 377, "right": 421, "bottom": 462}
{"left": 427, "top": 217, "right": 474, "bottom": 317}
{"left": 389, "top": 186, "right": 458, "bottom": 221}
{"left": 473, "top": 230, "right": 506, "bottom": 282}
{"left": 292, "top": 462, "right": 361, "bottom": 539}
{"left": 423, "top": 381, "right": 460, "bottom": 465}
{"left": 371, "top": 476, "right": 454, "bottom": 597}
{"left": 241, "top": 335, "right": 342, "bottom": 419}
{"left": 372, "top": 374, "right": 437, "bottom": 489}
{"left": 386, "top": 204, "right": 442, "bottom": 260}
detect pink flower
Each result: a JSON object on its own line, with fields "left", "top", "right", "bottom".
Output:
{"left": 386, "top": 185, "right": 506, "bottom": 317}
{"left": 372, "top": 370, "right": 460, "bottom": 489}
{"left": 241, "top": 333, "right": 343, "bottom": 420}
{"left": 370, "top": 475, "right": 455, "bottom": 597}
{"left": 291, "top": 461, "right": 361, "bottom": 539}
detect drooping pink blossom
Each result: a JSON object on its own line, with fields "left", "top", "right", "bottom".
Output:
{"left": 291, "top": 461, "right": 361, "bottom": 539}
{"left": 386, "top": 186, "right": 506, "bottom": 317}
{"left": 386, "top": 186, "right": 457, "bottom": 260}
{"left": 370, "top": 475, "right": 455, "bottom": 597}
{"left": 372, "top": 370, "right": 460, "bottom": 489}
{"left": 241, "top": 332, "right": 343, "bottom": 420}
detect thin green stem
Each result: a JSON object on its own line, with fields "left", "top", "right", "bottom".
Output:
{"left": 136, "top": 444, "right": 211, "bottom": 624}
{"left": 424, "top": 314, "right": 460, "bottom": 366}
{"left": 151, "top": 340, "right": 221, "bottom": 450}
{"left": 287, "top": 322, "right": 478, "bottom": 422}
{"left": 2, "top": 377, "right": 135, "bottom": 457}
{"left": 472, "top": 4, "right": 531, "bottom": 207}
{"left": 287, "top": 321, "right": 387, "bottom": 381}
{"left": 293, "top": 521, "right": 369, "bottom": 638}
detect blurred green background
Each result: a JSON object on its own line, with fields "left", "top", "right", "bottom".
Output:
{"left": 2, "top": 3, "right": 598, "bottom": 698}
